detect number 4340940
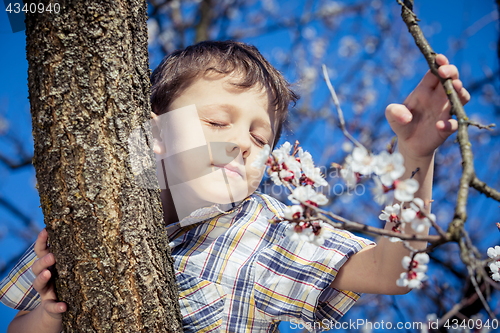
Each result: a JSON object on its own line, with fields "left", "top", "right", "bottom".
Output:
{"left": 5, "top": 2, "right": 60, "bottom": 14}
{"left": 444, "top": 318, "right": 498, "bottom": 330}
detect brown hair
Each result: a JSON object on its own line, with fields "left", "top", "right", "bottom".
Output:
{"left": 150, "top": 40, "right": 299, "bottom": 148}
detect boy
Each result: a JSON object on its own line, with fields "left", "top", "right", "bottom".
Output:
{"left": 2, "top": 41, "right": 469, "bottom": 332}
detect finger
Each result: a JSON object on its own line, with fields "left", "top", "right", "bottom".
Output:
{"left": 34, "top": 229, "right": 50, "bottom": 258}
{"left": 436, "top": 118, "right": 458, "bottom": 133}
{"left": 32, "top": 253, "right": 55, "bottom": 276}
{"left": 458, "top": 87, "right": 471, "bottom": 106}
{"left": 438, "top": 64, "right": 459, "bottom": 81}
{"left": 33, "top": 268, "right": 53, "bottom": 294}
{"left": 452, "top": 80, "right": 470, "bottom": 105}
{"left": 452, "top": 79, "right": 463, "bottom": 92}
{"left": 435, "top": 54, "right": 449, "bottom": 66}
{"left": 385, "top": 103, "right": 413, "bottom": 126}
{"left": 44, "top": 300, "right": 67, "bottom": 314}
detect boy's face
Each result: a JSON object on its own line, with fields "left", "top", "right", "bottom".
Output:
{"left": 153, "top": 72, "right": 276, "bottom": 214}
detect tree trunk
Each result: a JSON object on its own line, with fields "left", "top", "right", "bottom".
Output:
{"left": 25, "top": 0, "right": 183, "bottom": 332}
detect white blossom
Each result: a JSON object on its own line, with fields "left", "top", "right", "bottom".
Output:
{"left": 376, "top": 151, "right": 406, "bottom": 187}
{"left": 394, "top": 178, "right": 419, "bottom": 202}
{"left": 341, "top": 155, "right": 358, "bottom": 188}
{"left": 313, "top": 234, "right": 326, "bottom": 246}
{"left": 487, "top": 246, "right": 500, "bottom": 259}
{"left": 298, "top": 148, "right": 313, "bottom": 169}
{"left": 273, "top": 141, "right": 292, "bottom": 164}
{"left": 283, "top": 205, "right": 304, "bottom": 220}
{"left": 285, "top": 221, "right": 327, "bottom": 246}
{"left": 397, "top": 253, "right": 429, "bottom": 289}
{"left": 396, "top": 271, "right": 428, "bottom": 289}
{"left": 306, "top": 168, "right": 328, "bottom": 187}
{"left": 410, "top": 198, "right": 436, "bottom": 232}
{"left": 389, "top": 236, "right": 403, "bottom": 243}
{"left": 487, "top": 246, "right": 500, "bottom": 282}
{"left": 341, "top": 141, "right": 353, "bottom": 153}
{"left": 340, "top": 167, "right": 357, "bottom": 188}
{"left": 371, "top": 177, "right": 392, "bottom": 206}
{"left": 270, "top": 171, "right": 282, "bottom": 186}
{"left": 402, "top": 253, "right": 429, "bottom": 272}
{"left": 283, "top": 155, "right": 301, "bottom": 176}
{"left": 251, "top": 144, "right": 271, "bottom": 169}
{"left": 288, "top": 185, "right": 328, "bottom": 206}
{"left": 379, "top": 203, "right": 400, "bottom": 223}
{"left": 298, "top": 148, "right": 326, "bottom": 187}
{"left": 285, "top": 222, "right": 311, "bottom": 242}
{"left": 270, "top": 169, "right": 294, "bottom": 186}
{"left": 401, "top": 208, "right": 417, "bottom": 223}
{"left": 285, "top": 225, "right": 301, "bottom": 242}
{"left": 350, "top": 147, "right": 377, "bottom": 175}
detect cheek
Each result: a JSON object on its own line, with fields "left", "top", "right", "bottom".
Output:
{"left": 245, "top": 165, "right": 266, "bottom": 192}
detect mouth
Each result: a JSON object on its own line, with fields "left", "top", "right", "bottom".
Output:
{"left": 213, "top": 164, "right": 244, "bottom": 178}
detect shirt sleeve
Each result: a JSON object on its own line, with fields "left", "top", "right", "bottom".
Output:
{"left": 0, "top": 242, "right": 41, "bottom": 311}
{"left": 253, "top": 223, "right": 375, "bottom": 331}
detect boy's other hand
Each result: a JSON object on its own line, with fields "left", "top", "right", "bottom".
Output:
{"left": 32, "top": 229, "right": 67, "bottom": 321}
{"left": 385, "top": 54, "right": 470, "bottom": 159}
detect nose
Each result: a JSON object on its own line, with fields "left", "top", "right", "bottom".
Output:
{"left": 228, "top": 132, "right": 251, "bottom": 160}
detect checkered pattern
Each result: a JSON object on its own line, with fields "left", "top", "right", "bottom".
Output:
{"left": 0, "top": 192, "right": 374, "bottom": 332}
{"left": 0, "top": 242, "right": 41, "bottom": 311}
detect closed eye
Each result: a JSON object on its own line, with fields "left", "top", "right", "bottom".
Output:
{"left": 208, "top": 121, "right": 227, "bottom": 128}
{"left": 252, "top": 135, "right": 267, "bottom": 147}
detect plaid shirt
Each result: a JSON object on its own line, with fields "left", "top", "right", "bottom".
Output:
{"left": 1, "top": 192, "right": 374, "bottom": 332}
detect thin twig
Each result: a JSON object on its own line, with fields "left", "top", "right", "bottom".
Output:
{"left": 437, "top": 291, "right": 479, "bottom": 327}
{"left": 410, "top": 198, "right": 448, "bottom": 239}
{"left": 467, "top": 265, "right": 495, "bottom": 318}
{"left": 322, "top": 64, "right": 366, "bottom": 151}
{"left": 470, "top": 176, "right": 500, "bottom": 201}
{"left": 278, "top": 173, "right": 445, "bottom": 242}
{"left": 467, "top": 120, "right": 496, "bottom": 131}
{"left": 395, "top": 0, "right": 418, "bottom": 20}
{"left": 462, "top": 231, "right": 496, "bottom": 318}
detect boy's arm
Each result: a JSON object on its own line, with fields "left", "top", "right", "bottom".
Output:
{"left": 8, "top": 308, "right": 62, "bottom": 333}
{"left": 330, "top": 151, "right": 433, "bottom": 294}
{"left": 330, "top": 54, "right": 470, "bottom": 295}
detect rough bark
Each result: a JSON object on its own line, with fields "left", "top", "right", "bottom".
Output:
{"left": 25, "top": 0, "right": 183, "bottom": 332}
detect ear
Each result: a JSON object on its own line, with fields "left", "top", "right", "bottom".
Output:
{"left": 153, "top": 138, "right": 167, "bottom": 155}
{"left": 151, "top": 112, "right": 167, "bottom": 155}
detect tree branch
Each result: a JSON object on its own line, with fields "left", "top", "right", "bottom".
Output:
{"left": 398, "top": 1, "right": 500, "bottom": 243}
{"left": 0, "top": 153, "right": 32, "bottom": 169}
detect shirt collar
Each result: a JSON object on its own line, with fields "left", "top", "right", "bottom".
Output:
{"left": 178, "top": 200, "right": 247, "bottom": 227}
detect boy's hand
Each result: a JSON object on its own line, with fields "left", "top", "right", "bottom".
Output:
{"left": 32, "top": 229, "right": 67, "bottom": 322}
{"left": 385, "top": 54, "right": 471, "bottom": 159}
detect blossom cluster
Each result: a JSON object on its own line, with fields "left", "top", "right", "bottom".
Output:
{"left": 253, "top": 141, "right": 436, "bottom": 288}
{"left": 252, "top": 142, "right": 329, "bottom": 246}
{"left": 396, "top": 252, "right": 430, "bottom": 289}
{"left": 340, "top": 147, "right": 419, "bottom": 205}
{"left": 252, "top": 141, "right": 328, "bottom": 188}
{"left": 487, "top": 246, "right": 500, "bottom": 282}
{"left": 379, "top": 198, "right": 436, "bottom": 241}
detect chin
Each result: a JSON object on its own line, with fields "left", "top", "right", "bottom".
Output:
{"left": 196, "top": 175, "right": 251, "bottom": 204}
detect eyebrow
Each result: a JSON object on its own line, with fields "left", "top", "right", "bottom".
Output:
{"left": 200, "top": 103, "right": 274, "bottom": 135}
